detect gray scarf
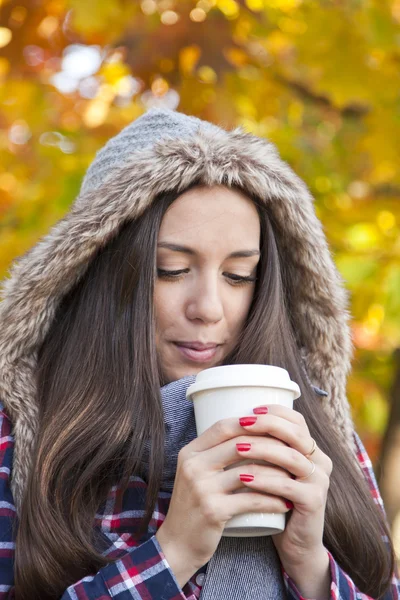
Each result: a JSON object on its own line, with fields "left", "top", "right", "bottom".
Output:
{"left": 142, "top": 375, "right": 288, "bottom": 599}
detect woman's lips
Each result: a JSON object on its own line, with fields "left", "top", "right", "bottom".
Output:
{"left": 173, "top": 343, "right": 219, "bottom": 363}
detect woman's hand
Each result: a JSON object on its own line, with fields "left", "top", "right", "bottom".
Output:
{"left": 236, "top": 404, "right": 333, "bottom": 569}
{"left": 156, "top": 403, "right": 332, "bottom": 584}
{"left": 156, "top": 414, "right": 292, "bottom": 575}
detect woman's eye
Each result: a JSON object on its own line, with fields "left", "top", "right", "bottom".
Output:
{"left": 157, "top": 269, "right": 188, "bottom": 280}
{"left": 225, "top": 273, "right": 257, "bottom": 286}
{"left": 157, "top": 269, "right": 256, "bottom": 286}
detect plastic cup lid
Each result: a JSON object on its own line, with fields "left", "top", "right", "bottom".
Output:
{"left": 186, "top": 364, "right": 301, "bottom": 400}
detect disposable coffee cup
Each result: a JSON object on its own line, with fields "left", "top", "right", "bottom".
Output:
{"left": 186, "top": 364, "right": 301, "bottom": 537}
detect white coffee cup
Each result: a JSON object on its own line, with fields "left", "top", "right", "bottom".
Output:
{"left": 186, "top": 364, "right": 301, "bottom": 537}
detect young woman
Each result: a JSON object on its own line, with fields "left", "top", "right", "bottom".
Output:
{"left": 0, "top": 107, "right": 398, "bottom": 599}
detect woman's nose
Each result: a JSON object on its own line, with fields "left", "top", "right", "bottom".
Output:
{"left": 185, "top": 278, "right": 224, "bottom": 323}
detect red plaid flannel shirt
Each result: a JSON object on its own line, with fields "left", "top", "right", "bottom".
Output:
{"left": 0, "top": 403, "right": 398, "bottom": 599}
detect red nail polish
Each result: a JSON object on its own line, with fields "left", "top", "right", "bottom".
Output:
{"left": 236, "top": 443, "right": 252, "bottom": 452}
{"left": 239, "top": 474, "right": 254, "bottom": 482}
{"left": 239, "top": 416, "right": 257, "bottom": 427}
{"left": 285, "top": 500, "right": 294, "bottom": 509}
{"left": 253, "top": 406, "right": 268, "bottom": 414}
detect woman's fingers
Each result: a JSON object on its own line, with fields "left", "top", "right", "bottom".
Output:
{"left": 188, "top": 409, "right": 313, "bottom": 459}
{"left": 186, "top": 416, "right": 252, "bottom": 453}
{"left": 220, "top": 491, "right": 290, "bottom": 521}
{"left": 182, "top": 406, "right": 329, "bottom": 485}
{"left": 207, "top": 461, "right": 291, "bottom": 495}
{"left": 239, "top": 412, "right": 312, "bottom": 457}
{"left": 253, "top": 404, "right": 306, "bottom": 426}
{"left": 226, "top": 466, "right": 330, "bottom": 513}
{"left": 187, "top": 432, "right": 313, "bottom": 478}
{"left": 195, "top": 472, "right": 290, "bottom": 521}
{"left": 233, "top": 437, "right": 315, "bottom": 478}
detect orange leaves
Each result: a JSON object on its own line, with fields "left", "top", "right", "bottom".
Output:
{"left": 1, "top": 0, "right": 400, "bottom": 446}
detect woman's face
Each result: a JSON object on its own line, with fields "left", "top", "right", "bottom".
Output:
{"left": 154, "top": 184, "right": 261, "bottom": 383}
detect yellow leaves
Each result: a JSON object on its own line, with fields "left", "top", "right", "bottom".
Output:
{"left": 360, "top": 390, "right": 388, "bottom": 434}
{"left": 198, "top": 0, "right": 217, "bottom": 9}
{"left": 246, "top": 0, "right": 303, "bottom": 9}
{"left": 47, "top": 0, "right": 66, "bottom": 15}
{"left": 361, "top": 111, "right": 400, "bottom": 184}
{"left": 151, "top": 77, "right": 169, "bottom": 97}
{"left": 278, "top": 17, "right": 307, "bottom": 34}
{"left": 190, "top": 8, "right": 207, "bottom": 22}
{"left": 68, "top": 0, "right": 137, "bottom": 38}
{"left": 0, "top": 173, "right": 18, "bottom": 194}
{"left": 197, "top": 66, "right": 217, "bottom": 83}
{"left": 160, "top": 11, "right": 180, "bottom": 25}
{"left": 237, "top": 118, "right": 264, "bottom": 135}
{"left": 377, "top": 211, "right": 396, "bottom": 233}
{"left": 60, "top": 110, "right": 81, "bottom": 131}
{"left": 314, "top": 176, "right": 332, "bottom": 194}
{"left": 293, "top": 7, "right": 374, "bottom": 107}
{"left": 287, "top": 100, "right": 303, "bottom": 127}
{"left": 235, "top": 95, "right": 256, "bottom": 118}
{"left": 0, "top": 58, "right": 10, "bottom": 79}
{"left": 179, "top": 46, "right": 218, "bottom": 82}
{"left": 100, "top": 61, "right": 130, "bottom": 86}
{"left": 367, "top": 304, "right": 385, "bottom": 331}
{"left": 371, "top": 161, "right": 397, "bottom": 184}
{"left": 159, "top": 58, "right": 174, "bottom": 72}
{"left": 82, "top": 85, "right": 114, "bottom": 128}
{"left": 246, "top": 0, "right": 303, "bottom": 10}
{"left": 179, "top": 46, "right": 201, "bottom": 76}
{"left": 141, "top": 0, "right": 158, "bottom": 15}
{"left": 346, "top": 223, "right": 380, "bottom": 251}
{"left": 216, "top": 0, "right": 240, "bottom": 19}
{"left": 233, "top": 16, "right": 252, "bottom": 42}
{"left": 0, "top": 27, "right": 12, "bottom": 48}
{"left": 265, "top": 30, "right": 293, "bottom": 56}
{"left": 238, "top": 65, "right": 261, "bottom": 80}
{"left": 201, "top": 88, "right": 216, "bottom": 103}
{"left": 224, "top": 47, "right": 249, "bottom": 67}
{"left": 1, "top": 0, "right": 399, "bottom": 448}
{"left": 392, "top": 0, "right": 400, "bottom": 22}
{"left": 334, "top": 193, "right": 352, "bottom": 211}
{"left": 9, "top": 5, "right": 27, "bottom": 26}
{"left": 336, "top": 256, "right": 377, "bottom": 287}
{"left": 81, "top": 59, "right": 135, "bottom": 126}
{"left": 245, "top": 0, "right": 264, "bottom": 11}
{"left": 37, "top": 16, "right": 59, "bottom": 38}
{"left": 81, "top": 103, "right": 107, "bottom": 128}
{"left": 352, "top": 322, "right": 380, "bottom": 351}
{"left": 347, "top": 181, "right": 370, "bottom": 200}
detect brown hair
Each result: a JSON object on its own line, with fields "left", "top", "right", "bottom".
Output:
{"left": 14, "top": 182, "right": 395, "bottom": 599}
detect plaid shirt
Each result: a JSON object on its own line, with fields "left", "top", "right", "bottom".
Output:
{"left": 0, "top": 403, "right": 398, "bottom": 600}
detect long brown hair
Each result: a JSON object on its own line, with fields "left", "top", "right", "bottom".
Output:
{"left": 14, "top": 182, "right": 395, "bottom": 599}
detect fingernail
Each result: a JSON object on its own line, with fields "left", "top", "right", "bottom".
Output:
{"left": 253, "top": 406, "right": 268, "bottom": 414}
{"left": 239, "top": 474, "right": 254, "bottom": 482}
{"left": 239, "top": 416, "right": 257, "bottom": 427}
{"left": 236, "top": 443, "right": 252, "bottom": 452}
{"left": 285, "top": 500, "right": 294, "bottom": 509}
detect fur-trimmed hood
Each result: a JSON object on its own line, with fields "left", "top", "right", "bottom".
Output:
{"left": 0, "top": 107, "right": 354, "bottom": 515}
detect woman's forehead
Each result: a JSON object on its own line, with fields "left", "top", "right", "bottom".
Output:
{"left": 158, "top": 185, "right": 260, "bottom": 242}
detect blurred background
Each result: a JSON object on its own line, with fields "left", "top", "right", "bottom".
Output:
{"left": 0, "top": 0, "right": 399, "bottom": 557}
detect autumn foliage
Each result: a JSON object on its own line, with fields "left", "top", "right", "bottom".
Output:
{"left": 1, "top": 0, "right": 400, "bottom": 533}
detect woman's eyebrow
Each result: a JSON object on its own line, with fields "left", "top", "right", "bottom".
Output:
{"left": 157, "top": 242, "right": 260, "bottom": 258}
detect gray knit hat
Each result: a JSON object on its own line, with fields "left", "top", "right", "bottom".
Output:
{"left": 80, "top": 107, "right": 221, "bottom": 195}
